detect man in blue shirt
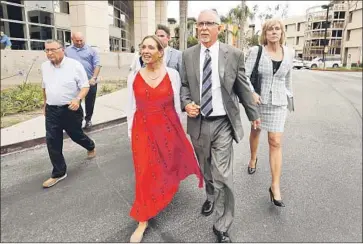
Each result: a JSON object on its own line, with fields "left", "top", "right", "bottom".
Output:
{"left": 0, "top": 31, "right": 12, "bottom": 49}
{"left": 65, "top": 32, "right": 101, "bottom": 128}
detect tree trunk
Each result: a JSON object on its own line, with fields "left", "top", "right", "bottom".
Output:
{"left": 179, "top": 0, "right": 188, "bottom": 51}
{"left": 239, "top": 0, "right": 246, "bottom": 50}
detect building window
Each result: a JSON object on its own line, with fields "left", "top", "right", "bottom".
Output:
{"left": 109, "top": 37, "right": 120, "bottom": 52}
{"left": 29, "top": 24, "right": 54, "bottom": 40}
{"left": 28, "top": 10, "right": 54, "bottom": 25}
{"left": 53, "top": 0, "right": 69, "bottom": 14}
{"left": 348, "top": 11, "right": 353, "bottom": 23}
{"left": 296, "top": 37, "right": 300, "bottom": 45}
{"left": 57, "top": 29, "right": 71, "bottom": 46}
{"left": 297, "top": 23, "right": 301, "bottom": 32}
{"left": 334, "top": 11, "right": 345, "bottom": 19}
{"left": 121, "top": 39, "right": 126, "bottom": 51}
{"left": 2, "top": 2, "right": 25, "bottom": 21}
{"left": 346, "top": 30, "right": 351, "bottom": 41}
{"left": 30, "top": 41, "right": 45, "bottom": 50}
{"left": 332, "top": 30, "right": 343, "bottom": 38}
{"left": 9, "top": 40, "right": 27, "bottom": 50}
{"left": 1, "top": 21, "right": 26, "bottom": 38}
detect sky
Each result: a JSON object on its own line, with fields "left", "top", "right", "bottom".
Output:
{"left": 167, "top": 1, "right": 330, "bottom": 31}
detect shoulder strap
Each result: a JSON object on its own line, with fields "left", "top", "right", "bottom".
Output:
{"left": 252, "top": 45, "right": 262, "bottom": 72}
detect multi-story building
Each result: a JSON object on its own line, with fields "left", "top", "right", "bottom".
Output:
{"left": 303, "top": 1, "right": 348, "bottom": 61}
{"left": 0, "top": 0, "right": 168, "bottom": 52}
{"left": 284, "top": 0, "right": 362, "bottom": 64}
{"left": 342, "top": 0, "right": 362, "bottom": 65}
{"left": 284, "top": 15, "right": 306, "bottom": 58}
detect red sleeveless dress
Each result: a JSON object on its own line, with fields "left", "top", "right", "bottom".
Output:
{"left": 130, "top": 72, "right": 203, "bottom": 221}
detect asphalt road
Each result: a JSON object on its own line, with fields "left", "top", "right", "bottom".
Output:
{"left": 1, "top": 70, "right": 362, "bottom": 243}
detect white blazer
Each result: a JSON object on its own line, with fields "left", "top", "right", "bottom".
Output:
{"left": 126, "top": 66, "right": 182, "bottom": 139}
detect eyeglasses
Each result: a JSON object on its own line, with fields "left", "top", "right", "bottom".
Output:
{"left": 44, "top": 47, "right": 62, "bottom": 53}
{"left": 197, "top": 21, "right": 219, "bottom": 28}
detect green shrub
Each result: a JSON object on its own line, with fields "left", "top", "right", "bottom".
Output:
{"left": 100, "top": 84, "right": 114, "bottom": 94}
{"left": 1, "top": 83, "right": 43, "bottom": 117}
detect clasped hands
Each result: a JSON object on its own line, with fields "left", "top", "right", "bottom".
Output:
{"left": 185, "top": 102, "right": 200, "bottom": 118}
{"left": 185, "top": 101, "right": 261, "bottom": 130}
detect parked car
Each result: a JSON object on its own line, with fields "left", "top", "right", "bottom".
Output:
{"left": 304, "top": 57, "right": 342, "bottom": 69}
{"left": 293, "top": 58, "right": 304, "bottom": 69}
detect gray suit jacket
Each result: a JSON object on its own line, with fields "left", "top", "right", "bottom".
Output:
{"left": 165, "top": 46, "right": 183, "bottom": 75}
{"left": 245, "top": 45, "right": 293, "bottom": 105}
{"left": 180, "top": 43, "right": 260, "bottom": 143}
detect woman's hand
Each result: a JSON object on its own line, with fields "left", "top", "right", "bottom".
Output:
{"left": 252, "top": 92, "right": 261, "bottom": 105}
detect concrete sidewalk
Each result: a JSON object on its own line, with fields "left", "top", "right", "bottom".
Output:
{"left": 0, "top": 88, "right": 128, "bottom": 154}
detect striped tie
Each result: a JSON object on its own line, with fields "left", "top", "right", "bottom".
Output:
{"left": 201, "top": 49, "right": 213, "bottom": 117}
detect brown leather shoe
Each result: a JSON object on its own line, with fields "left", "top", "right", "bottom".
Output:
{"left": 42, "top": 173, "right": 67, "bottom": 188}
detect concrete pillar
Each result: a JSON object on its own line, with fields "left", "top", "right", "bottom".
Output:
{"left": 69, "top": 1, "right": 109, "bottom": 52}
{"left": 133, "top": 1, "right": 156, "bottom": 48}
{"left": 155, "top": 0, "right": 168, "bottom": 26}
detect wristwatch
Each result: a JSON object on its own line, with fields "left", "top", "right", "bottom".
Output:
{"left": 76, "top": 96, "right": 82, "bottom": 102}
{"left": 92, "top": 76, "right": 98, "bottom": 81}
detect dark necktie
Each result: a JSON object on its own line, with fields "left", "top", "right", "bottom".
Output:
{"left": 201, "top": 49, "right": 213, "bottom": 117}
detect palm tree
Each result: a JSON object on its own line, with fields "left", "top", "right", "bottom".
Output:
{"left": 179, "top": 1, "right": 188, "bottom": 51}
{"left": 220, "top": 13, "right": 233, "bottom": 45}
{"left": 228, "top": 2, "right": 256, "bottom": 49}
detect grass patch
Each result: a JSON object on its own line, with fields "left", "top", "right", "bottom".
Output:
{"left": 1, "top": 79, "right": 127, "bottom": 128}
{"left": 1, "top": 83, "right": 43, "bottom": 117}
{"left": 97, "top": 79, "right": 127, "bottom": 97}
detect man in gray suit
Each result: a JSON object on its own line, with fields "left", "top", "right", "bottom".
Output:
{"left": 180, "top": 10, "right": 260, "bottom": 243}
{"left": 155, "top": 24, "right": 182, "bottom": 74}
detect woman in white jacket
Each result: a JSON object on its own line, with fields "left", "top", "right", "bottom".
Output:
{"left": 126, "top": 35, "right": 203, "bottom": 243}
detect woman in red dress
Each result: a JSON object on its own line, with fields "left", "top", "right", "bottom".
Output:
{"left": 126, "top": 35, "right": 203, "bottom": 242}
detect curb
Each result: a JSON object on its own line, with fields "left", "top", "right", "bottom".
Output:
{"left": 0, "top": 116, "right": 127, "bottom": 156}
{"left": 311, "top": 69, "right": 362, "bottom": 72}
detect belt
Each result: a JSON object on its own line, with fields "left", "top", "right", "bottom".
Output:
{"left": 200, "top": 115, "right": 227, "bottom": 121}
{"left": 46, "top": 104, "right": 69, "bottom": 108}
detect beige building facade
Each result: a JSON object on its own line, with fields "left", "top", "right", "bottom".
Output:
{"left": 284, "top": 15, "right": 306, "bottom": 58}
{"left": 0, "top": 0, "right": 168, "bottom": 52}
{"left": 284, "top": 0, "right": 362, "bottom": 64}
{"left": 342, "top": 0, "right": 362, "bottom": 65}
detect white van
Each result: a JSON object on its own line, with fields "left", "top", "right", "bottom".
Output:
{"left": 304, "top": 57, "right": 342, "bottom": 69}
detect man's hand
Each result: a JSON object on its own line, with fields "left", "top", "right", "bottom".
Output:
{"left": 252, "top": 92, "right": 261, "bottom": 105}
{"left": 89, "top": 77, "right": 97, "bottom": 86}
{"left": 185, "top": 102, "right": 200, "bottom": 118}
{"left": 68, "top": 98, "right": 80, "bottom": 111}
{"left": 251, "top": 118, "right": 261, "bottom": 130}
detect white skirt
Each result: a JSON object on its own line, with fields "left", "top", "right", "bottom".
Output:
{"left": 258, "top": 102, "right": 287, "bottom": 132}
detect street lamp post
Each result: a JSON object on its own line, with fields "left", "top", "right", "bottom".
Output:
{"left": 322, "top": 4, "right": 333, "bottom": 69}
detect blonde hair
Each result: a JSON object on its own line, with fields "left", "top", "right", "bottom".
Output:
{"left": 259, "top": 19, "right": 286, "bottom": 45}
{"left": 141, "top": 35, "right": 165, "bottom": 61}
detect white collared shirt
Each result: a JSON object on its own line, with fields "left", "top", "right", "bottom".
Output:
{"left": 41, "top": 56, "right": 89, "bottom": 106}
{"left": 200, "top": 41, "right": 226, "bottom": 116}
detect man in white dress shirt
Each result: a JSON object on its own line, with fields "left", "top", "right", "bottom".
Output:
{"left": 41, "top": 39, "right": 96, "bottom": 188}
{"left": 180, "top": 10, "right": 260, "bottom": 242}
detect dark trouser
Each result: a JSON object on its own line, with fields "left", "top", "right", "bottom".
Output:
{"left": 85, "top": 84, "right": 97, "bottom": 122}
{"left": 45, "top": 104, "right": 95, "bottom": 178}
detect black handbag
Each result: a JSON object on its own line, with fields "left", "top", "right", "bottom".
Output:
{"left": 250, "top": 45, "right": 263, "bottom": 95}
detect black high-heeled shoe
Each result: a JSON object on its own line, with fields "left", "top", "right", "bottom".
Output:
{"left": 269, "top": 187, "right": 285, "bottom": 207}
{"left": 247, "top": 158, "right": 258, "bottom": 174}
